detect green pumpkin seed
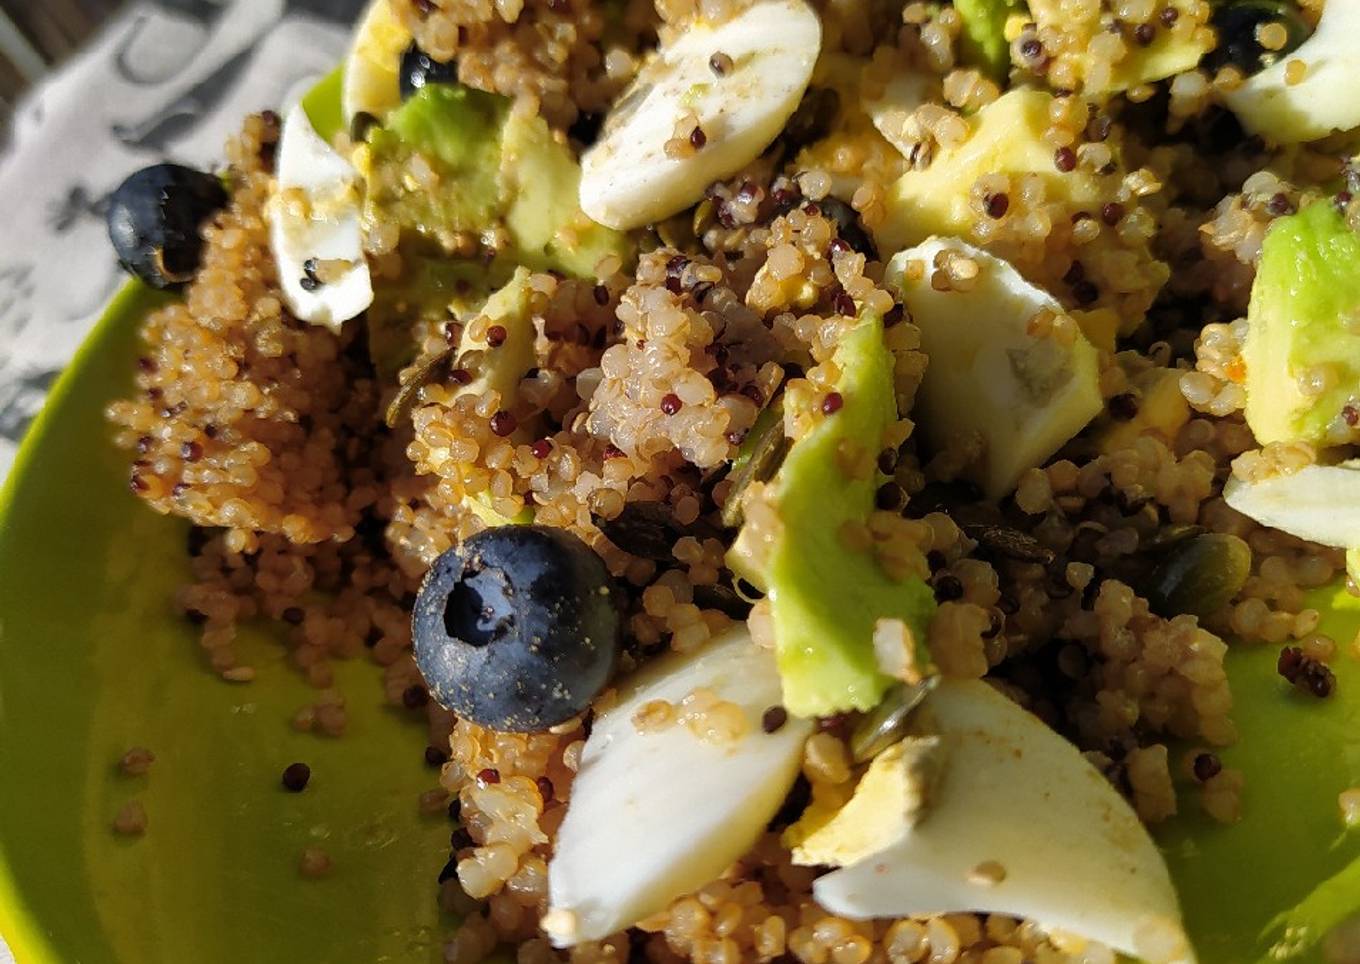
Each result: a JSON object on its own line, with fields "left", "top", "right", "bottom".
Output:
{"left": 595, "top": 501, "right": 721, "bottom": 562}
{"left": 963, "top": 524, "right": 1056, "bottom": 565}
{"left": 692, "top": 582, "right": 751, "bottom": 620}
{"left": 1139, "top": 523, "right": 1207, "bottom": 554}
{"left": 692, "top": 198, "right": 718, "bottom": 238}
{"left": 656, "top": 210, "right": 698, "bottom": 251}
{"left": 385, "top": 347, "right": 454, "bottom": 429}
{"left": 849, "top": 677, "right": 939, "bottom": 764}
{"left": 721, "top": 396, "right": 789, "bottom": 528}
{"left": 1145, "top": 533, "right": 1251, "bottom": 618}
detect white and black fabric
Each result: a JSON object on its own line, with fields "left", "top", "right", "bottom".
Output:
{"left": 0, "top": 0, "right": 366, "bottom": 477}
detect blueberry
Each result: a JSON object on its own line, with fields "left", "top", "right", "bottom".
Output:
{"left": 400, "top": 42, "right": 459, "bottom": 100}
{"left": 1202, "top": 1, "right": 1309, "bottom": 77}
{"left": 106, "top": 163, "right": 228, "bottom": 289}
{"left": 413, "top": 526, "right": 622, "bottom": 731}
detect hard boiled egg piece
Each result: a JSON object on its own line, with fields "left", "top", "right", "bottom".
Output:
{"left": 1223, "top": 460, "right": 1360, "bottom": 549}
{"left": 546, "top": 626, "right": 812, "bottom": 946}
{"left": 1222, "top": 1, "right": 1360, "bottom": 144}
{"left": 269, "top": 104, "right": 373, "bottom": 330}
{"left": 341, "top": 0, "right": 413, "bottom": 127}
{"left": 785, "top": 734, "right": 942, "bottom": 868}
{"left": 886, "top": 238, "right": 1102, "bottom": 499}
{"left": 579, "top": 0, "right": 821, "bottom": 230}
{"left": 813, "top": 680, "right": 1193, "bottom": 963}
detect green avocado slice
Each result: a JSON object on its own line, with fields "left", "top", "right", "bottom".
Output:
{"left": 365, "top": 85, "right": 508, "bottom": 244}
{"left": 953, "top": 0, "right": 1020, "bottom": 81}
{"left": 362, "top": 84, "right": 627, "bottom": 275}
{"left": 367, "top": 257, "right": 499, "bottom": 380}
{"left": 1243, "top": 200, "right": 1360, "bottom": 448}
{"left": 732, "top": 316, "right": 936, "bottom": 718}
{"left": 500, "top": 108, "right": 632, "bottom": 278}
{"left": 301, "top": 67, "right": 346, "bottom": 142}
{"left": 360, "top": 84, "right": 629, "bottom": 385}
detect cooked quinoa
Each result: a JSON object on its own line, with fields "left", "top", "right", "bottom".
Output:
{"left": 101, "top": 0, "right": 1360, "bottom": 959}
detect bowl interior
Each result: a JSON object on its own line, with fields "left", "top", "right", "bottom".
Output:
{"left": 2, "top": 64, "right": 1359, "bottom": 953}
{"left": 0, "top": 283, "right": 456, "bottom": 964}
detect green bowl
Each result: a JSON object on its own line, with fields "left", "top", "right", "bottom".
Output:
{"left": 1, "top": 68, "right": 1358, "bottom": 961}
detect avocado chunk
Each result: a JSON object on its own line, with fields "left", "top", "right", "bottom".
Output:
{"left": 728, "top": 314, "right": 936, "bottom": 718}
{"left": 363, "top": 84, "right": 628, "bottom": 274}
{"left": 364, "top": 85, "right": 507, "bottom": 247}
{"left": 879, "top": 91, "right": 1059, "bottom": 251}
{"left": 454, "top": 267, "right": 539, "bottom": 526}
{"left": 876, "top": 89, "right": 1169, "bottom": 334}
{"left": 953, "top": 0, "right": 1019, "bottom": 81}
{"left": 381, "top": 268, "right": 540, "bottom": 426}
{"left": 301, "top": 67, "right": 346, "bottom": 142}
{"left": 1094, "top": 367, "right": 1191, "bottom": 456}
{"left": 1027, "top": 0, "right": 1213, "bottom": 93}
{"left": 386, "top": 269, "right": 540, "bottom": 525}
{"left": 360, "top": 84, "right": 629, "bottom": 386}
{"left": 455, "top": 266, "right": 538, "bottom": 407}
{"left": 501, "top": 109, "right": 632, "bottom": 278}
{"left": 886, "top": 239, "right": 1102, "bottom": 500}
{"left": 368, "top": 256, "right": 494, "bottom": 379}
{"left": 1243, "top": 200, "right": 1360, "bottom": 447}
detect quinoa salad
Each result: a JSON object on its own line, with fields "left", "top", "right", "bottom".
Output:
{"left": 95, "top": 0, "right": 1360, "bottom": 960}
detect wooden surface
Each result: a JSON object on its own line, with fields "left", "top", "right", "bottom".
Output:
{"left": 0, "top": 0, "right": 125, "bottom": 117}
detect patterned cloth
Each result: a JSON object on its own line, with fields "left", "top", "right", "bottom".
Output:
{"left": 0, "top": 3, "right": 363, "bottom": 960}
{"left": 0, "top": 0, "right": 367, "bottom": 479}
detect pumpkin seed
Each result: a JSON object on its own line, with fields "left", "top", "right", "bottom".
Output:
{"left": 849, "top": 677, "right": 939, "bottom": 764}
{"left": 385, "top": 347, "right": 454, "bottom": 428}
{"left": 692, "top": 198, "right": 718, "bottom": 238}
{"left": 1144, "top": 533, "right": 1251, "bottom": 618}
{"left": 721, "top": 396, "right": 789, "bottom": 528}
{"left": 1139, "top": 524, "right": 1207, "bottom": 554}
{"left": 596, "top": 501, "right": 721, "bottom": 562}
{"left": 963, "top": 524, "right": 1056, "bottom": 565}
{"left": 692, "top": 582, "right": 752, "bottom": 619}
